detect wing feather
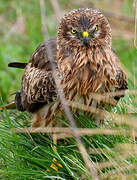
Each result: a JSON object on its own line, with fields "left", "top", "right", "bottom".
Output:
{"left": 8, "top": 62, "right": 27, "bottom": 69}
{"left": 21, "top": 38, "right": 58, "bottom": 113}
{"left": 111, "top": 49, "right": 128, "bottom": 90}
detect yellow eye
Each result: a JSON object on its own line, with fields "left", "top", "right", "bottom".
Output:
{"left": 95, "top": 25, "right": 98, "bottom": 31}
{"left": 71, "top": 29, "right": 77, "bottom": 34}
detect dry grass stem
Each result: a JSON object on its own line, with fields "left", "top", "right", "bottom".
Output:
{"left": 134, "top": 0, "right": 137, "bottom": 49}
{"left": 49, "top": 0, "right": 62, "bottom": 21}
{"left": 101, "top": 164, "right": 136, "bottom": 179}
{"left": 81, "top": 89, "right": 137, "bottom": 100}
{"left": 89, "top": 143, "right": 137, "bottom": 155}
{"left": 68, "top": 101, "right": 137, "bottom": 128}
{"left": 103, "top": 10, "right": 134, "bottom": 23}
{"left": 39, "top": 1, "right": 99, "bottom": 179}
{"left": 13, "top": 127, "right": 137, "bottom": 137}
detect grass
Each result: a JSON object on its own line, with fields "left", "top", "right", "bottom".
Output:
{"left": 0, "top": 109, "right": 136, "bottom": 179}
{"left": 0, "top": 0, "right": 137, "bottom": 179}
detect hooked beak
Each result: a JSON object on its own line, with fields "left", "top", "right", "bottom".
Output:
{"left": 82, "top": 31, "right": 89, "bottom": 46}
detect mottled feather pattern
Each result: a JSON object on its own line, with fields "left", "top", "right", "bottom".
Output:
{"left": 15, "top": 8, "right": 128, "bottom": 127}
{"left": 21, "top": 39, "right": 58, "bottom": 113}
{"left": 21, "top": 63, "right": 57, "bottom": 113}
{"left": 30, "top": 38, "right": 57, "bottom": 70}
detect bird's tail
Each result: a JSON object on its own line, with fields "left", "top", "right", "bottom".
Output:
{"left": 8, "top": 62, "right": 27, "bottom": 69}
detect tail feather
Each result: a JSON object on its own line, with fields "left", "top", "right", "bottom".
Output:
{"left": 8, "top": 62, "right": 27, "bottom": 69}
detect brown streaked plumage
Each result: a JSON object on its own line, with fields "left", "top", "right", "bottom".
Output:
{"left": 12, "top": 8, "right": 128, "bottom": 127}
{"left": 21, "top": 38, "right": 57, "bottom": 113}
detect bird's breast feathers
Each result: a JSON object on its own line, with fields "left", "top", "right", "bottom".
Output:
{"left": 59, "top": 46, "right": 119, "bottom": 98}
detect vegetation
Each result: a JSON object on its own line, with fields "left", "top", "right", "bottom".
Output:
{"left": 0, "top": 0, "right": 136, "bottom": 179}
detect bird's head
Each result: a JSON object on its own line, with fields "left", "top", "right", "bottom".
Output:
{"left": 57, "top": 8, "right": 112, "bottom": 49}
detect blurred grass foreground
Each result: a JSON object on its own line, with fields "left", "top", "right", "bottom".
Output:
{"left": 0, "top": 0, "right": 137, "bottom": 179}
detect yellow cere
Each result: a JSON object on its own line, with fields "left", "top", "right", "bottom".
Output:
{"left": 82, "top": 31, "right": 89, "bottom": 38}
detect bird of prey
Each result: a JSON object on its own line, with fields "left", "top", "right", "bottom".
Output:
{"left": 8, "top": 8, "right": 128, "bottom": 128}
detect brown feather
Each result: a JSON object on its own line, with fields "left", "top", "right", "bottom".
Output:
{"left": 21, "top": 38, "right": 57, "bottom": 113}
{"left": 17, "top": 8, "right": 128, "bottom": 128}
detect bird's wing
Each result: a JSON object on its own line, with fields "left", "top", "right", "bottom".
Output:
{"left": 111, "top": 49, "right": 128, "bottom": 90}
{"left": 103, "top": 48, "right": 128, "bottom": 101}
{"left": 8, "top": 62, "right": 27, "bottom": 69}
{"left": 21, "top": 38, "right": 58, "bottom": 113}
